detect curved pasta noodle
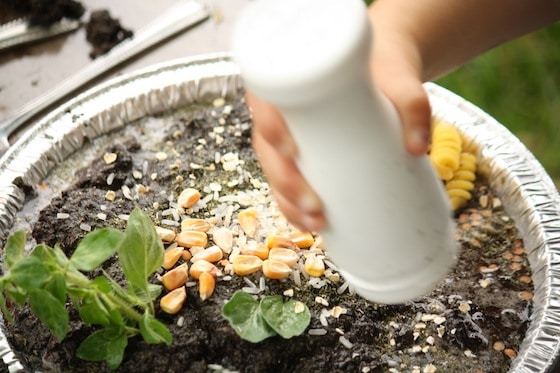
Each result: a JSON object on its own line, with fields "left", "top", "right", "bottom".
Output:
{"left": 445, "top": 151, "right": 477, "bottom": 211}
{"left": 429, "top": 121, "right": 462, "bottom": 181}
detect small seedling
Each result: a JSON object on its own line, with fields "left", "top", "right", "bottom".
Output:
{"left": 222, "top": 290, "right": 311, "bottom": 343}
{"left": 0, "top": 208, "right": 171, "bottom": 369}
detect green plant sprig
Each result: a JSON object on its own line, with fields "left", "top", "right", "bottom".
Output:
{"left": 222, "top": 290, "right": 311, "bottom": 343}
{"left": 0, "top": 208, "right": 171, "bottom": 370}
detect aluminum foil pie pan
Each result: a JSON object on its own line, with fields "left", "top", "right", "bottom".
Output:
{"left": 0, "top": 53, "right": 559, "bottom": 372}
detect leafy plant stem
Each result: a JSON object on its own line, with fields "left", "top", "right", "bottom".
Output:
{"left": 0, "top": 207, "right": 171, "bottom": 369}
{"left": 102, "top": 292, "right": 143, "bottom": 323}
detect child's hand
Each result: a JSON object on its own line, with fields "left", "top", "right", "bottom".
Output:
{"left": 247, "top": 7, "right": 432, "bottom": 232}
{"left": 247, "top": 0, "right": 560, "bottom": 233}
{"left": 247, "top": 92, "right": 327, "bottom": 233}
{"left": 247, "top": 50, "right": 431, "bottom": 233}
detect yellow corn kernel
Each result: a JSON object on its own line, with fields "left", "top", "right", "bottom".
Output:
{"left": 266, "top": 235, "right": 298, "bottom": 251}
{"left": 161, "top": 263, "right": 189, "bottom": 291}
{"left": 233, "top": 254, "right": 263, "bottom": 276}
{"left": 240, "top": 242, "right": 269, "bottom": 260}
{"left": 155, "top": 226, "right": 176, "bottom": 244}
{"left": 191, "top": 245, "right": 223, "bottom": 263}
{"left": 181, "top": 249, "right": 193, "bottom": 261}
{"left": 212, "top": 227, "right": 233, "bottom": 253}
{"left": 178, "top": 188, "right": 201, "bottom": 208}
{"left": 289, "top": 231, "right": 314, "bottom": 249}
{"left": 181, "top": 218, "right": 211, "bottom": 232}
{"left": 176, "top": 230, "right": 208, "bottom": 248}
{"left": 199, "top": 272, "right": 216, "bottom": 301}
{"left": 262, "top": 259, "right": 292, "bottom": 280}
{"left": 238, "top": 208, "right": 258, "bottom": 237}
{"left": 163, "top": 246, "right": 184, "bottom": 270}
{"left": 190, "top": 259, "right": 222, "bottom": 280}
{"left": 304, "top": 254, "right": 325, "bottom": 277}
{"left": 268, "top": 247, "right": 299, "bottom": 267}
{"left": 160, "top": 286, "right": 187, "bottom": 315}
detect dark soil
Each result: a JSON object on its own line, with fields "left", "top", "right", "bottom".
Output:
{"left": 85, "top": 9, "right": 133, "bottom": 59}
{"left": 0, "top": 0, "right": 84, "bottom": 26}
{"left": 2, "top": 97, "right": 533, "bottom": 373}
{"left": 0, "top": 1, "right": 132, "bottom": 58}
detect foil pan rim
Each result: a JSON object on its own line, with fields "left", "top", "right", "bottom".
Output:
{"left": 0, "top": 53, "right": 558, "bottom": 372}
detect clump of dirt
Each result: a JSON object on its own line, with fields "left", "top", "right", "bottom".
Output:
{"left": 2, "top": 96, "right": 534, "bottom": 372}
{"left": 0, "top": 0, "right": 85, "bottom": 26}
{"left": 0, "top": 1, "right": 132, "bottom": 58}
{"left": 85, "top": 9, "right": 133, "bottom": 59}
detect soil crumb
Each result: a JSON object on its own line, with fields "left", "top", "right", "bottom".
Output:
{"left": 0, "top": 0, "right": 85, "bottom": 26}
{"left": 85, "top": 9, "right": 133, "bottom": 59}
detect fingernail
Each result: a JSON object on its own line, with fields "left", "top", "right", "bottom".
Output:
{"left": 407, "top": 127, "right": 430, "bottom": 153}
{"left": 299, "top": 191, "right": 322, "bottom": 213}
{"left": 302, "top": 214, "right": 324, "bottom": 233}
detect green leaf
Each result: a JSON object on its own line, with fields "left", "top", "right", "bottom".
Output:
{"left": 44, "top": 273, "right": 66, "bottom": 304}
{"left": 78, "top": 294, "right": 112, "bottom": 327}
{"left": 260, "top": 296, "right": 311, "bottom": 339}
{"left": 139, "top": 312, "right": 172, "bottom": 345}
{"left": 222, "top": 291, "right": 277, "bottom": 343}
{"left": 91, "top": 276, "right": 112, "bottom": 293}
{"left": 52, "top": 243, "right": 70, "bottom": 267}
{"left": 4, "top": 283, "right": 27, "bottom": 306}
{"left": 103, "top": 273, "right": 146, "bottom": 309}
{"left": 118, "top": 208, "right": 164, "bottom": 289}
{"left": 0, "top": 292, "right": 13, "bottom": 323}
{"left": 129, "top": 282, "right": 163, "bottom": 304}
{"left": 70, "top": 228, "right": 125, "bottom": 271}
{"left": 10, "top": 256, "right": 50, "bottom": 291}
{"left": 76, "top": 327, "right": 128, "bottom": 370}
{"left": 4, "top": 230, "right": 26, "bottom": 269}
{"left": 29, "top": 288, "right": 69, "bottom": 341}
{"left": 29, "top": 243, "right": 56, "bottom": 262}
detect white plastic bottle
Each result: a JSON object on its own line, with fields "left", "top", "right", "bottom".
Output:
{"left": 232, "top": 0, "right": 457, "bottom": 304}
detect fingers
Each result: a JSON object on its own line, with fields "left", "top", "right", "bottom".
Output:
{"left": 247, "top": 92, "right": 326, "bottom": 232}
{"left": 378, "top": 74, "right": 432, "bottom": 156}
{"left": 369, "top": 4, "right": 433, "bottom": 156}
{"left": 245, "top": 92, "right": 298, "bottom": 158}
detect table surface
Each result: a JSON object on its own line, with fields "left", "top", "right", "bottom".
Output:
{"left": 0, "top": 0, "right": 246, "bottom": 121}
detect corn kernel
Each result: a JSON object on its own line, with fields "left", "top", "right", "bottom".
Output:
{"left": 163, "top": 246, "right": 184, "bottom": 270}
{"left": 176, "top": 230, "right": 208, "bottom": 248}
{"left": 289, "top": 231, "right": 314, "bottom": 249}
{"left": 238, "top": 208, "right": 258, "bottom": 237}
{"left": 304, "top": 254, "right": 325, "bottom": 277}
{"left": 240, "top": 242, "right": 269, "bottom": 260}
{"left": 181, "top": 218, "right": 211, "bottom": 232}
{"left": 268, "top": 247, "right": 299, "bottom": 267}
{"left": 156, "top": 226, "right": 176, "bottom": 244}
{"left": 191, "top": 245, "right": 223, "bottom": 263}
{"left": 199, "top": 272, "right": 216, "bottom": 301}
{"left": 212, "top": 227, "right": 233, "bottom": 253}
{"left": 262, "top": 259, "right": 292, "bottom": 280}
{"left": 266, "top": 235, "right": 298, "bottom": 251}
{"left": 160, "top": 286, "right": 186, "bottom": 314}
{"left": 190, "top": 259, "right": 222, "bottom": 280}
{"left": 181, "top": 249, "right": 193, "bottom": 261}
{"left": 178, "top": 188, "right": 201, "bottom": 208}
{"left": 233, "top": 254, "right": 263, "bottom": 276}
{"left": 161, "top": 263, "right": 189, "bottom": 290}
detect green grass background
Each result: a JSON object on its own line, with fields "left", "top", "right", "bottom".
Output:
{"left": 436, "top": 24, "right": 560, "bottom": 189}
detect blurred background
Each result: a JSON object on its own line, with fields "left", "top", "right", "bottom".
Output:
{"left": 437, "top": 24, "right": 560, "bottom": 190}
